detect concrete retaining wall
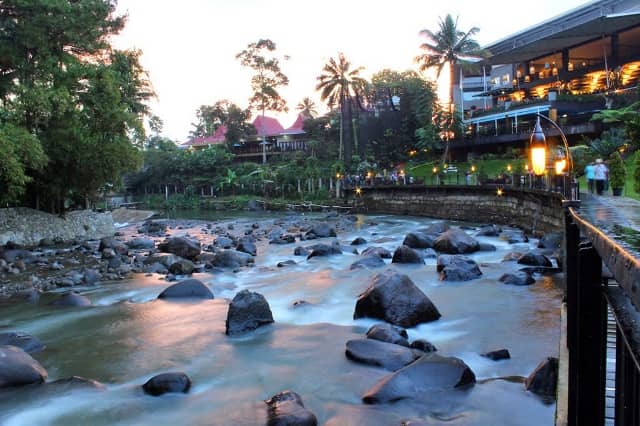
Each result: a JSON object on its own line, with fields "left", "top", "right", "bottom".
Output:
{"left": 348, "top": 186, "right": 564, "bottom": 235}
{"left": 0, "top": 208, "right": 115, "bottom": 246}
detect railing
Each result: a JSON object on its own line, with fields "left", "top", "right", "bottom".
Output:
{"left": 564, "top": 205, "right": 640, "bottom": 425}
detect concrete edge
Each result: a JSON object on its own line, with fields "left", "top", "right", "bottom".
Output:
{"left": 556, "top": 302, "right": 568, "bottom": 426}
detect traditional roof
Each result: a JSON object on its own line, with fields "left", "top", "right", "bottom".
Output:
{"left": 280, "top": 113, "right": 306, "bottom": 135}
{"left": 180, "top": 125, "right": 227, "bottom": 148}
{"left": 253, "top": 115, "right": 285, "bottom": 137}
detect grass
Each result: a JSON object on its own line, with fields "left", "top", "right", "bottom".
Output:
{"left": 576, "top": 155, "right": 640, "bottom": 200}
{"left": 409, "top": 158, "right": 527, "bottom": 182}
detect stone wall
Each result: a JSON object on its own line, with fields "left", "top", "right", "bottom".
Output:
{"left": 0, "top": 208, "right": 115, "bottom": 246}
{"left": 348, "top": 186, "right": 564, "bottom": 235}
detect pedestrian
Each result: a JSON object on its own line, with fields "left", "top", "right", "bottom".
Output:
{"left": 594, "top": 159, "right": 606, "bottom": 195}
{"left": 584, "top": 162, "right": 595, "bottom": 194}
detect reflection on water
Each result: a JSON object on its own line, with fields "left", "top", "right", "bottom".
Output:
{"left": 0, "top": 214, "right": 562, "bottom": 425}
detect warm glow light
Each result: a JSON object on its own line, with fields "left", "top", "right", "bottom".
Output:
{"left": 507, "top": 164, "right": 512, "bottom": 172}
{"left": 355, "top": 187, "right": 362, "bottom": 195}
{"left": 336, "top": 173, "right": 341, "bottom": 179}
{"left": 496, "top": 188, "right": 503, "bottom": 196}
{"left": 471, "top": 165, "right": 476, "bottom": 172}
{"left": 555, "top": 159, "right": 566, "bottom": 175}
{"left": 531, "top": 147, "right": 546, "bottom": 175}
{"left": 432, "top": 167, "right": 438, "bottom": 174}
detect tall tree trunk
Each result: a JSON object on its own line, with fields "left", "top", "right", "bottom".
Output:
{"left": 343, "top": 98, "right": 353, "bottom": 171}
{"left": 442, "top": 61, "right": 455, "bottom": 165}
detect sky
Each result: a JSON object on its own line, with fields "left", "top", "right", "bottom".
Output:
{"left": 112, "top": 0, "right": 590, "bottom": 142}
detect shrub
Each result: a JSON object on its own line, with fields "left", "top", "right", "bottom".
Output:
{"left": 634, "top": 151, "right": 640, "bottom": 193}
{"left": 608, "top": 151, "right": 627, "bottom": 189}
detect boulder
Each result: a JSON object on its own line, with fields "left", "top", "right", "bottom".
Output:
{"left": 350, "top": 256, "right": 386, "bottom": 270}
{"left": 270, "top": 235, "right": 296, "bottom": 245}
{"left": 82, "top": 269, "right": 101, "bottom": 285}
{"left": 158, "top": 279, "right": 213, "bottom": 299}
{"left": 419, "top": 222, "right": 450, "bottom": 236}
{"left": 277, "top": 260, "right": 297, "bottom": 268}
{"left": 362, "top": 353, "right": 475, "bottom": 404}
{"left": 436, "top": 255, "right": 482, "bottom": 281}
{"left": 306, "top": 243, "right": 342, "bottom": 259}
{"left": 482, "top": 349, "right": 511, "bottom": 361}
{"left": 353, "top": 269, "right": 441, "bottom": 327}
{"left": 157, "top": 237, "right": 201, "bottom": 260}
{"left": 410, "top": 339, "right": 437, "bottom": 353}
{"left": 305, "top": 223, "right": 337, "bottom": 239}
{"left": 402, "top": 232, "right": 434, "bottom": 249}
{"left": 478, "top": 243, "right": 497, "bottom": 252}
{"left": 500, "top": 230, "right": 529, "bottom": 244}
{"left": 293, "top": 246, "right": 310, "bottom": 256}
{"left": 361, "top": 246, "right": 392, "bottom": 259}
{"left": 168, "top": 259, "right": 196, "bottom": 275}
{"left": 366, "top": 323, "right": 409, "bottom": 347}
{"left": 225, "top": 290, "right": 274, "bottom": 335}
{"left": 137, "top": 220, "right": 167, "bottom": 235}
{"left": 98, "top": 237, "right": 128, "bottom": 255}
{"left": 265, "top": 390, "right": 318, "bottom": 426}
{"left": 433, "top": 228, "right": 479, "bottom": 254}
{"left": 0, "top": 345, "right": 48, "bottom": 388}
{"left": 538, "top": 232, "right": 563, "bottom": 249}
{"left": 525, "top": 357, "right": 558, "bottom": 399}
{"left": 126, "top": 237, "right": 155, "bottom": 250}
{"left": 345, "top": 339, "right": 421, "bottom": 371}
{"left": 214, "top": 236, "right": 234, "bottom": 249}
{"left": 351, "top": 237, "right": 367, "bottom": 246}
{"left": 0, "top": 332, "right": 45, "bottom": 353}
{"left": 476, "top": 224, "right": 501, "bottom": 237}
{"left": 142, "top": 372, "right": 191, "bottom": 396}
{"left": 211, "top": 250, "right": 254, "bottom": 269}
{"left": 502, "top": 252, "right": 523, "bottom": 262}
{"left": 499, "top": 271, "right": 535, "bottom": 286}
{"left": 391, "top": 245, "right": 424, "bottom": 264}
{"left": 517, "top": 252, "right": 553, "bottom": 267}
{"left": 236, "top": 238, "right": 257, "bottom": 256}
{"left": 144, "top": 253, "right": 182, "bottom": 268}
{"left": 49, "top": 292, "right": 92, "bottom": 307}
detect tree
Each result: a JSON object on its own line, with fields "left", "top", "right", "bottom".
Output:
{"left": 415, "top": 14, "right": 485, "bottom": 162}
{"left": 236, "top": 39, "right": 289, "bottom": 164}
{"left": 592, "top": 100, "right": 640, "bottom": 151}
{"left": 316, "top": 53, "right": 367, "bottom": 170}
{"left": 296, "top": 97, "right": 318, "bottom": 119}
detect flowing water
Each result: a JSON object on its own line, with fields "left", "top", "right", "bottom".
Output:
{"left": 0, "top": 213, "right": 562, "bottom": 425}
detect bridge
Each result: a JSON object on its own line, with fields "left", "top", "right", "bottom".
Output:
{"left": 345, "top": 185, "right": 640, "bottom": 426}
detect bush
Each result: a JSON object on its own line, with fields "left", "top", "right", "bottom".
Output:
{"left": 608, "top": 151, "right": 627, "bottom": 189}
{"left": 634, "top": 151, "right": 640, "bottom": 193}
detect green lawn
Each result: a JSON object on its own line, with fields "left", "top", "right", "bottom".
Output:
{"left": 409, "top": 159, "right": 527, "bottom": 182}
{"left": 576, "top": 155, "right": 639, "bottom": 200}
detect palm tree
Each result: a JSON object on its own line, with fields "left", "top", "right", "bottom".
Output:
{"left": 296, "top": 97, "right": 318, "bottom": 119}
{"left": 316, "top": 53, "right": 366, "bottom": 170}
{"left": 415, "top": 14, "right": 485, "bottom": 161}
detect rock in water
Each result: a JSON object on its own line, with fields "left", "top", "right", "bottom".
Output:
{"left": 525, "top": 357, "right": 558, "bottom": 399}
{"left": 362, "top": 353, "right": 475, "bottom": 404}
{"left": 353, "top": 269, "right": 440, "bottom": 327}
{"left": 157, "top": 237, "right": 201, "bottom": 260}
{"left": 0, "top": 332, "right": 45, "bottom": 353}
{"left": 433, "top": 228, "right": 479, "bottom": 254}
{"left": 391, "top": 245, "right": 424, "bottom": 264}
{"left": 402, "top": 232, "right": 434, "bottom": 249}
{"left": 366, "top": 323, "right": 409, "bottom": 347}
{"left": 481, "top": 349, "right": 511, "bottom": 361}
{"left": 345, "top": 339, "right": 420, "bottom": 371}
{"left": 0, "top": 345, "right": 48, "bottom": 388}
{"left": 142, "top": 372, "right": 191, "bottom": 396}
{"left": 361, "top": 246, "right": 392, "bottom": 259}
{"left": 305, "top": 223, "right": 336, "bottom": 239}
{"left": 350, "top": 256, "right": 386, "bottom": 270}
{"left": 265, "top": 390, "right": 317, "bottom": 426}
{"left": 158, "top": 279, "right": 213, "bottom": 300}
{"left": 436, "top": 255, "right": 482, "bottom": 281}
{"left": 517, "top": 252, "right": 552, "bottom": 267}
{"left": 49, "top": 292, "right": 92, "bottom": 307}
{"left": 499, "top": 271, "right": 535, "bottom": 286}
{"left": 225, "top": 290, "right": 274, "bottom": 335}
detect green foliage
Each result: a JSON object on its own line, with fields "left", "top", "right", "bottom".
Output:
{"left": 588, "top": 127, "right": 627, "bottom": 158}
{"left": 0, "top": 123, "right": 47, "bottom": 203}
{"left": 569, "top": 145, "right": 595, "bottom": 177}
{"left": 634, "top": 151, "right": 640, "bottom": 194}
{"left": 592, "top": 100, "right": 640, "bottom": 150}
{"left": 608, "top": 151, "right": 627, "bottom": 189}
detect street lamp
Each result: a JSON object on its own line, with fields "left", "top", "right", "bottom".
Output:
{"left": 529, "top": 117, "right": 547, "bottom": 176}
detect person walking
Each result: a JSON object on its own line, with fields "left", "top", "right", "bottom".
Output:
{"left": 594, "top": 159, "right": 606, "bottom": 195}
{"left": 584, "top": 162, "right": 595, "bottom": 194}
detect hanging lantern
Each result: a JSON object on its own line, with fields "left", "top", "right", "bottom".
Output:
{"left": 530, "top": 117, "right": 547, "bottom": 176}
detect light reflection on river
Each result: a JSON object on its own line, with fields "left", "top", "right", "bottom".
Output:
{"left": 0, "top": 213, "right": 562, "bottom": 425}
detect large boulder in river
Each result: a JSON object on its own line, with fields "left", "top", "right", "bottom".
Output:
{"left": 437, "top": 255, "right": 482, "bottom": 281}
{"left": 307, "top": 243, "right": 342, "bottom": 259}
{"left": 538, "top": 232, "right": 563, "bottom": 249}
{"left": 433, "top": 228, "right": 479, "bottom": 254}
{"left": 49, "top": 291, "right": 92, "bottom": 307}
{"left": 391, "top": 245, "right": 424, "bottom": 264}
{"left": 137, "top": 220, "right": 167, "bottom": 235}
{"left": 517, "top": 252, "right": 552, "bottom": 267}
{"left": 419, "top": 222, "right": 450, "bottom": 236}
{"left": 525, "top": 357, "right": 558, "bottom": 399}
{"left": 142, "top": 372, "right": 191, "bottom": 396}
{"left": 499, "top": 271, "right": 535, "bottom": 286}
{"left": 350, "top": 256, "right": 386, "bottom": 270}
{"left": 158, "top": 279, "right": 213, "bottom": 300}
{"left": 157, "top": 237, "right": 201, "bottom": 260}
{"left": 305, "top": 223, "right": 337, "bottom": 239}
{"left": 0, "top": 332, "right": 45, "bottom": 353}
{"left": 225, "top": 290, "right": 274, "bottom": 335}
{"left": 362, "top": 353, "right": 475, "bottom": 404}
{"left": 265, "top": 390, "right": 317, "bottom": 426}
{"left": 0, "top": 345, "right": 48, "bottom": 388}
{"left": 366, "top": 323, "right": 409, "bottom": 347}
{"left": 361, "top": 246, "right": 392, "bottom": 259}
{"left": 236, "top": 237, "right": 257, "bottom": 256}
{"left": 126, "top": 237, "right": 155, "bottom": 250}
{"left": 211, "top": 250, "right": 254, "bottom": 268}
{"left": 402, "top": 232, "right": 434, "bottom": 249}
{"left": 353, "top": 269, "right": 441, "bottom": 327}
{"left": 144, "top": 253, "right": 182, "bottom": 268}
{"left": 98, "top": 237, "right": 128, "bottom": 256}
{"left": 345, "top": 339, "right": 421, "bottom": 371}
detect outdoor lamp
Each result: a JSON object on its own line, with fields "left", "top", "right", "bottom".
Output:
{"left": 555, "top": 159, "right": 566, "bottom": 175}
{"left": 529, "top": 117, "right": 547, "bottom": 175}
{"left": 432, "top": 166, "right": 438, "bottom": 174}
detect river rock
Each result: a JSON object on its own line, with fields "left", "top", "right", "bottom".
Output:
{"left": 157, "top": 237, "right": 201, "bottom": 260}
{"left": 345, "top": 339, "right": 421, "bottom": 371}
{"left": 307, "top": 243, "right": 342, "bottom": 259}
{"left": 476, "top": 224, "right": 501, "bottom": 237}
{"left": 83, "top": 269, "right": 101, "bottom": 285}
{"left": 525, "top": 357, "right": 558, "bottom": 399}
{"left": 437, "top": 255, "right": 482, "bottom": 281}
{"left": 517, "top": 252, "right": 552, "bottom": 267}
{"left": 350, "top": 256, "right": 386, "bottom": 270}
{"left": 1, "top": 249, "right": 34, "bottom": 263}
{"left": 98, "top": 237, "right": 128, "bottom": 256}
{"left": 277, "top": 260, "right": 297, "bottom": 267}
{"left": 137, "top": 220, "right": 167, "bottom": 235}
{"left": 433, "top": 228, "right": 479, "bottom": 254}
{"left": 419, "top": 222, "right": 450, "bottom": 236}
{"left": 265, "top": 390, "right": 318, "bottom": 426}
{"left": 225, "top": 290, "right": 274, "bottom": 335}
{"left": 158, "top": 279, "right": 213, "bottom": 299}
{"left": 391, "top": 245, "right": 424, "bottom": 264}
{"left": 0, "top": 345, "right": 48, "bottom": 388}
{"left": 351, "top": 237, "right": 367, "bottom": 246}
{"left": 410, "top": 339, "right": 437, "bottom": 353}
{"left": 500, "top": 230, "right": 529, "bottom": 244}
{"left": 49, "top": 292, "right": 92, "bottom": 307}
{"left": 293, "top": 246, "right": 310, "bottom": 256}
{"left": 126, "top": 237, "right": 155, "bottom": 250}
{"left": 538, "top": 232, "right": 562, "bottom": 249}
{"left": 353, "top": 269, "right": 441, "bottom": 327}
{"left": 482, "top": 349, "right": 511, "bottom": 361}
{"left": 0, "top": 332, "right": 45, "bottom": 353}
{"left": 142, "top": 372, "right": 191, "bottom": 396}
{"left": 211, "top": 250, "right": 254, "bottom": 268}
{"left": 402, "top": 232, "right": 434, "bottom": 249}
{"left": 144, "top": 262, "right": 167, "bottom": 274}
{"left": 366, "top": 323, "right": 409, "bottom": 347}
{"left": 305, "top": 223, "right": 336, "bottom": 239}
{"left": 478, "top": 243, "right": 497, "bottom": 252}
{"left": 144, "top": 253, "right": 182, "bottom": 268}
{"left": 168, "top": 259, "right": 196, "bottom": 275}
{"left": 270, "top": 234, "right": 296, "bottom": 245}
{"left": 362, "top": 353, "right": 476, "bottom": 404}
{"left": 361, "top": 246, "right": 392, "bottom": 259}
{"left": 499, "top": 271, "right": 535, "bottom": 286}
{"left": 236, "top": 237, "right": 257, "bottom": 256}
{"left": 214, "top": 236, "right": 234, "bottom": 249}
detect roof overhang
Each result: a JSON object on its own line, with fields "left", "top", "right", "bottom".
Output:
{"left": 483, "top": 8, "right": 640, "bottom": 65}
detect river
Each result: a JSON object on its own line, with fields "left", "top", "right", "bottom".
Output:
{"left": 0, "top": 212, "right": 562, "bottom": 425}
